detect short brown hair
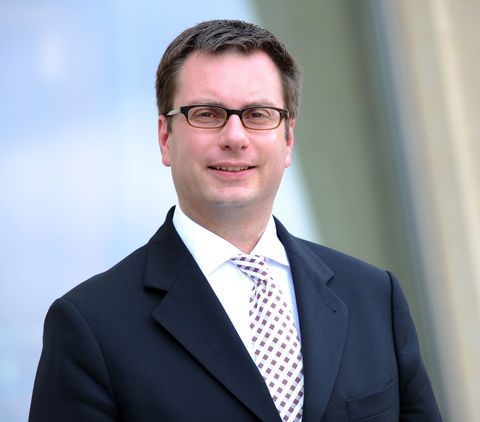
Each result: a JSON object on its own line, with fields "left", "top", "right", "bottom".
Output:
{"left": 155, "top": 19, "right": 302, "bottom": 121}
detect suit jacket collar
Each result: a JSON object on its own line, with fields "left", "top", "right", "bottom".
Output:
{"left": 144, "top": 208, "right": 281, "bottom": 421}
{"left": 275, "top": 217, "right": 348, "bottom": 421}
{"left": 144, "top": 208, "right": 348, "bottom": 422}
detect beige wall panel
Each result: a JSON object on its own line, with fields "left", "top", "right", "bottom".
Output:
{"left": 373, "top": 0, "right": 480, "bottom": 420}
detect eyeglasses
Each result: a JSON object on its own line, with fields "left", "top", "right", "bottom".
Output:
{"left": 166, "top": 104, "right": 289, "bottom": 130}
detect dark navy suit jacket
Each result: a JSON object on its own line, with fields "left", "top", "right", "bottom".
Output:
{"left": 29, "top": 208, "right": 442, "bottom": 421}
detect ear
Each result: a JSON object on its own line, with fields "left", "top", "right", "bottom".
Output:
{"left": 284, "top": 118, "right": 295, "bottom": 169}
{"left": 158, "top": 115, "right": 171, "bottom": 167}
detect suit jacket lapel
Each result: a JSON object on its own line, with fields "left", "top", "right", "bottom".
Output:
{"left": 144, "top": 209, "right": 281, "bottom": 422}
{"left": 276, "top": 219, "right": 348, "bottom": 422}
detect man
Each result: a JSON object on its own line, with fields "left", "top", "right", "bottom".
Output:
{"left": 29, "top": 20, "right": 442, "bottom": 421}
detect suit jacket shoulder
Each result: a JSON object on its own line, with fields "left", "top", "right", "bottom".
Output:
{"left": 274, "top": 217, "right": 443, "bottom": 421}
{"left": 29, "top": 210, "right": 443, "bottom": 422}
{"left": 30, "top": 209, "right": 281, "bottom": 422}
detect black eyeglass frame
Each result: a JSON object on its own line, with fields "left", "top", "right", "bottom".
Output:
{"left": 166, "top": 104, "right": 290, "bottom": 130}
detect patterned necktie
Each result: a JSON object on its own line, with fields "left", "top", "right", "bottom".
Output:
{"left": 231, "top": 254, "right": 304, "bottom": 422}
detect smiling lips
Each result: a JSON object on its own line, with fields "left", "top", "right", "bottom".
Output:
{"left": 210, "top": 166, "right": 253, "bottom": 172}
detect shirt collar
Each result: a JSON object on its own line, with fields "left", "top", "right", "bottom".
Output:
{"left": 172, "top": 206, "right": 289, "bottom": 275}
{"left": 251, "top": 215, "right": 290, "bottom": 267}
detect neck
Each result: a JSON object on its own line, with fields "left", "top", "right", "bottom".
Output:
{"left": 179, "top": 203, "right": 271, "bottom": 254}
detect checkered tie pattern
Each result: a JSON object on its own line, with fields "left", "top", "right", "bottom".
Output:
{"left": 231, "top": 254, "right": 304, "bottom": 422}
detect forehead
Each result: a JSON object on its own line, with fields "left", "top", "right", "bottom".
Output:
{"left": 173, "top": 50, "right": 284, "bottom": 107}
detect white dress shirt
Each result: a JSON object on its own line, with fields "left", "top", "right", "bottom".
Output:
{"left": 172, "top": 206, "right": 301, "bottom": 361}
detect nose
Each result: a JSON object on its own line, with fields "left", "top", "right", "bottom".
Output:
{"left": 218, "top": 114, "right": 249, "bottom": 151}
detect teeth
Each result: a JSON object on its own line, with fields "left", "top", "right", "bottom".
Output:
{"left": 213, "top": 166, "right": 250, "bottom": 171}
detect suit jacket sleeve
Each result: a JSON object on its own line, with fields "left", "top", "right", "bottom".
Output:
{"left": 389, "top": 272, "right": 443, "bottom": 421}
{"left": 29, "top": 298, "right": 119, "bottom": 422}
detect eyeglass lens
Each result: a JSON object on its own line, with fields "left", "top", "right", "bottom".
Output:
{"left": 188, "top": 106, "right": 282, "bottom": 129}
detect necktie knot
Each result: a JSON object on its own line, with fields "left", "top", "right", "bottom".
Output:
{"left": 230, "top": 254, "right": 270, "bottom": 286}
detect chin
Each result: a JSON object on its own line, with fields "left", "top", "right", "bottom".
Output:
{"left": 209, "top": 195, "right": 256, "bottom": 209}
{"left": 211, "top": 200, "right": 250, "bottom": 209}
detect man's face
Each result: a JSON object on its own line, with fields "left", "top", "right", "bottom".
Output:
{"left": 158, "top": 50, "right": 294, "bottom": 222}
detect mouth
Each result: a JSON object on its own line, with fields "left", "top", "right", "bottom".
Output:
{"left": 209, "top": 166, "right": 253, "bottom": 172}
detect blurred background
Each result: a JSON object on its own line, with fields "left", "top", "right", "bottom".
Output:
{"left": 1, "top": 1, "right": 479, "bottom": 420}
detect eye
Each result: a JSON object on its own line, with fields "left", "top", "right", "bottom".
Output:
{"left": 243, "top": 108, "right": 275, "bottom": 120}
{"left": 198, "top": 110, "right": 214, "bottom": 118}
{"left": 189, "top": 106, "right": 224, "bottom": 121}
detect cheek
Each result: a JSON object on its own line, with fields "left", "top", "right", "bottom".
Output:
{"left": 267, "top": 139, "right": 291, "bottom": 169}
{"left": 169, "top": 140, "right": 197, "bottom": 177}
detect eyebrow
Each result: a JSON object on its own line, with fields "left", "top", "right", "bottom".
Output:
{"left": 186, "top": 99, "right": 281, "bottom": 108}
